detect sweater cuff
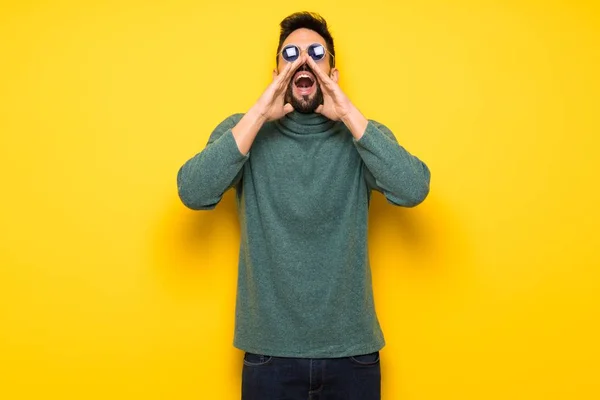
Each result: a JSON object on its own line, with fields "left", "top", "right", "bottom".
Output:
{"left": 222, "top": 128, "right": 251, "bottom": 160}
{"left": 352, "top": 120, "right": 377, "bottom": 147}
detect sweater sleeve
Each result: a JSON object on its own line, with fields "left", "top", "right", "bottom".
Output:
{"left": 177, "top": 113, "right": 248, "bottom": 210}
{"left": 353, "top": 120, "right": 431, "bottom": 207}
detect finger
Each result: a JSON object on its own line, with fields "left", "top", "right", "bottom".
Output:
{"left": 283, "top": 103, "right": 294, "bottom": 114}
{"left": 271, "top": 62, "right": 296, "bottom": 97}
{"left": 283, "top": 55, "right": 305, "bottom": 83}
{"left": 271, "top": 61, "right": 291, "bottom": 87}
{"left": 275, "top": 60, "right": 294, "bottom": 83}
{"left": 306, "top": 56, "right": 334, "bottom": 87}
{"left": 276, "top": 55, "right": 304, "bottom": 87}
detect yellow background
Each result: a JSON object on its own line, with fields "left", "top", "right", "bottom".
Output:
{"left": 1, "top": 0, "right": 599, "bottom": 399}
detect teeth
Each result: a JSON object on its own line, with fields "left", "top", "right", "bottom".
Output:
{"left": 295, "top": 73, "right": 314, "bottom": 83}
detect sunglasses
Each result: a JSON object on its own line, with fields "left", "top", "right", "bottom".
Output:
{"left": 277, "top": 43, "right": 335, "bottom": 66}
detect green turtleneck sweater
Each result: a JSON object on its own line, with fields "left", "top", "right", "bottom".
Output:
{"left": 177, "top": 111, "right": 430, "bottom": 358}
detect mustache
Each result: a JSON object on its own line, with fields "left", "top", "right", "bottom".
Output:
{"left": 294, "top": 62, "right": 315, "bottom": 75}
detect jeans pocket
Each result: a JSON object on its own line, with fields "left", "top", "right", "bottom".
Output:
{"left": 349, "top": 351, "right": 380, "bottom": 366}
{"left": 243, "top": 352, "right": 273, "bottom": 367}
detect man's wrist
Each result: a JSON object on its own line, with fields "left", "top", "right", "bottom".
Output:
{"left": 247, "top": 105, "right": 268, "bottom": 126}
{"left": 341, "top": 105, "right": 368, "bottom": 140}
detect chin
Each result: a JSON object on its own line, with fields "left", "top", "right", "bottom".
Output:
{"left": 295, "top": 93, "right": 315, "bottom": 103}
{"left": 285, "top": 81, "right": 323, "bottom": 114}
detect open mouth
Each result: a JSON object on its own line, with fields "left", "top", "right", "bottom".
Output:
{"left": 293, "top": 69, "right": 316, "bottom": 96}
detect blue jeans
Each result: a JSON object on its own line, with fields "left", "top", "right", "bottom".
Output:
{"left": 241, "top": 351, "right": 381, "bottom": 400}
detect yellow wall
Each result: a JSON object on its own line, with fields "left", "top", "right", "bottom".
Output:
{"left": 1, "top": 0, "right": 599, "bottom": 399}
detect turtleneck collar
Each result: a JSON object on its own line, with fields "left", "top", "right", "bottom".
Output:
{"left": 275, "top": 111, "right": 336, "bottom": 134}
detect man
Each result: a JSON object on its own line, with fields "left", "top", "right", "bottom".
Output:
{"left": 177, "top": 11, "right": 430, "bottom": 400}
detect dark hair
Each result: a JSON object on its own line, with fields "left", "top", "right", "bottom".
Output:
{"left": 276, "top": 12, "right": 335, "bottom": 68}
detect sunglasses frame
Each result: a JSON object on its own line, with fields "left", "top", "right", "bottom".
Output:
{"left": 277, "top": 43, "right": 335, "bottom": 67}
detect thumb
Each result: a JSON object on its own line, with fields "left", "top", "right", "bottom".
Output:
{"left": 315, "top": 104, "right": 324, "bottom": 114}
{"left": 283, "top": 103, "right": 294, "bottom": 115}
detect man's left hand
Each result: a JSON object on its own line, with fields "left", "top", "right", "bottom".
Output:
{"left": 306, "top": 56, "right": 352, "bottom": 121}
{"left": 306, "top": 56, "right": 368, "bottom": 139}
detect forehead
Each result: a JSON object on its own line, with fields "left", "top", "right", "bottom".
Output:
{"left": 282, "top": 28, "right": 326, "bottom": 47}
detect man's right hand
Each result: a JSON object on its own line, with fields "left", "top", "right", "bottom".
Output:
{"left": 252, "top": 54, "right": 307, "bottom": 122}
{"left": 232, "top": 54, "right": 306, "bottom": 155}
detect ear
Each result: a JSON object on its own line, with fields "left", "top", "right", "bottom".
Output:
{"left": 273, "top": 68, "right": 278, "bottom": 80}
{"left": 329, "top": 68, "right": 339, "bottom": 83}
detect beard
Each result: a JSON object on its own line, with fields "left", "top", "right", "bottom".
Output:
{"left": 284, "top": 80, "right": 324, "bottom": 114}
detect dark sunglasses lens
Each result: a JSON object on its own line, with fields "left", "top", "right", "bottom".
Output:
{"left": 282, "top": 45, "right": 299, "bottom": 62}
{"left": 308, "top": 44, "right": 326, "bottom": 61}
